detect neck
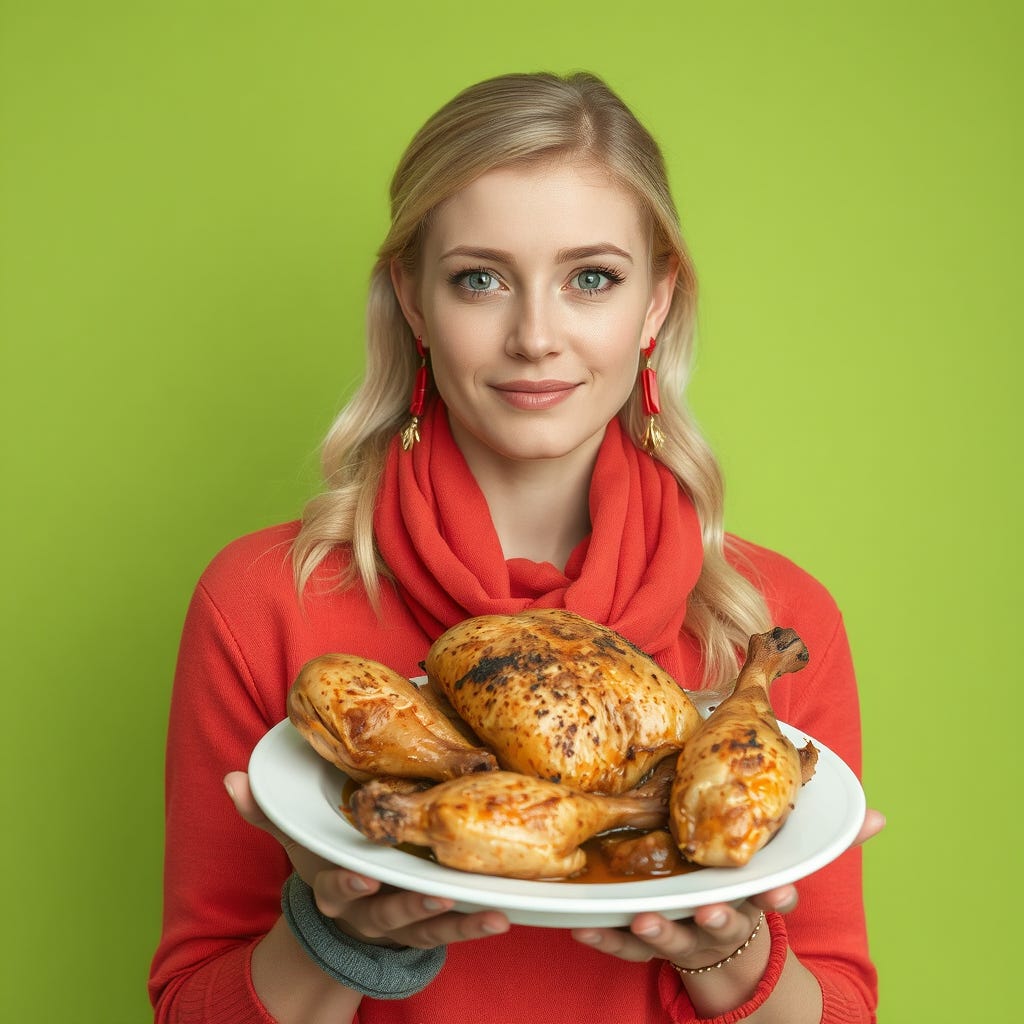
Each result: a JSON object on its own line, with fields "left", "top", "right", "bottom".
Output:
{"left": 453, "top": 434, "right": 599, "bottom": 571}
{"left": 487, "top": 461, "right": 594, "bottom": 569}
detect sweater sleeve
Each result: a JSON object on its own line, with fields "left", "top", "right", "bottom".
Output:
{"left": 773, "top": 611, "right": 878, "bottom": 1023}
{"left": 654, "top": 543, "right": 878, "bottom": 1024}
{"left": 149, "top": 576, "right": 290, "bottom": 1023}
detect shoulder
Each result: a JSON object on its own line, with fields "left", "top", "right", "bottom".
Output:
{"left": 198, "top": 521, "right": 304, "bottom": 597}
{"left": 726, "top": 534, "right": 841, "bottom": 624}
{"left": 725, "top": 534, "right": 847, "bottom": 668}
{"left": 194, "top": 520, "right": 358, "bottom": 629}
{"left": 185, "top": 522, "right": 426, "bottom": 681}
{"left": 725, "top": 535, "right": 861, "bottom": 753}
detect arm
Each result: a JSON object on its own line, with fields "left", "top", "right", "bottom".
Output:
{"left": 149, "top": 580, "right": 290, "bottom": 1023}
{"left": 150, "top": 577, "right": 510, "bottom": 1023}
{"left": 571, "top": 600, "right": 879, "bottom": 1023}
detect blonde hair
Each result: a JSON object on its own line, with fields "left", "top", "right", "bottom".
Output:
{"left": 293, "top": 71, "right": 770, "bottom": 687}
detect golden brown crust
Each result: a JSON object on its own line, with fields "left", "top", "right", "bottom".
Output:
{"left": 287, "top": 653, "right": 497, "bottom": 782}
{"left": 425, "top": 609, "right": 700, "bottom": 794}
{"left": 669, "top": 628, "right": 816, "bottom": 866}
{"left": 349, "top": 769, "right": 667, "bottom": 879}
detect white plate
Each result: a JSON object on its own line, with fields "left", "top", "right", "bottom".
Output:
{"left": 249, "top": 714, "right": 865, "bottom": 928}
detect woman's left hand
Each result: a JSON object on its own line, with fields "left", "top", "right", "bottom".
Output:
{"left": 572, "top": 898, "right": 771, "bottom": 969}
{"left": 571, "top": 807, "right": 885, "bottom": 967}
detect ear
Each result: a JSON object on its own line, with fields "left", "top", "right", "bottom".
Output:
{"left": 641, "top": 255, "right": 680, "bottom": 341}
{"left": 390, "top": 258, "right": 428, "bottom": 340}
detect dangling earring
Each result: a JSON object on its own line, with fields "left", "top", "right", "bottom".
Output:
{"left": 640, "top": 337, "right": 664, "bottom": 454}
{"left": 401, "top": 336, "right": 429, "bottom": 450}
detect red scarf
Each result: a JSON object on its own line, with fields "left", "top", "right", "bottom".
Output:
{"left": 373, "top": 401, "right": 704, "bottom": 682}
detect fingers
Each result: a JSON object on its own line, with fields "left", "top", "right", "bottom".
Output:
{"left": 853, "top": 807, "right": 886, "bottom": 846}
{"left": 315, "top": 871, "right": 510, "bottom": 948}
{"left": 574, "top": 904, "right": 762, "bottom": 966}
{"left": 225, "top": 773, "right": 512, "bottom": 949}
{"left": 746, "top": 885, "right": 798, "bottom": 915}
{"left": 225, "top": 771, "right": 343, "bottom": 883}
{"left": 225, "top": 771, "right": 284, "bottom": 840}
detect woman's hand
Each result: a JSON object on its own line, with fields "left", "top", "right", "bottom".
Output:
{"left": 224, "top": 771, "right": 511, "bottom": 949}
{"left": 570, "top": 807, "right": 886, "bottom": 968}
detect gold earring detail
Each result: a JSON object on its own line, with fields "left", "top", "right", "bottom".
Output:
{"left": 401, "top": 336, "right": 428, "bottom": 451}
{"left": 640, "top": 337, "right": 664, "bottom": 453}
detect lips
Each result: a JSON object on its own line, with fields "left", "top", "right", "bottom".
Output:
{"left": 491, "top": 379, "right": 579, "bottom": 410}
{"left": 494, "top": 379, "right": 576, "bottom": 394}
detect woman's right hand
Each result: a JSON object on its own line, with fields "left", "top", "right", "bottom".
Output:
{"left": 224, "top": 770, "right": 511, "bottom": 949}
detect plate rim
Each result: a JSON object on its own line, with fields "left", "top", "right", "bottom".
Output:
{"left": 248, "top": 715, "right": 865, "bottom": 925}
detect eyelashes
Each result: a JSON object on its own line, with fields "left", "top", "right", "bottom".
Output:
{"left": 573, "top": 266, "right": 626, "bottom": 290}
{"left": 447, "top": 265, "right": 626, "bottom": 296}
{"left": 447, "top": 268, "right": 499, "bottom": 293}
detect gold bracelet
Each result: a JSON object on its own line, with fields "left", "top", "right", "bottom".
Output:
{"left": 674, "top": 912, "right": 766, "bottom": 976}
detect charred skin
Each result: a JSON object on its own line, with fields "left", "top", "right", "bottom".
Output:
{"left": 350, "top": 770, "right": 668, "bottom": 880}
{"left": 287, "top": 653, "right": 498, "bottom": 783}
{"left": 669, "top": 628, "right": 819, "bottom": 867}
{"left": 425, "top": 609, "right": 701, "bottom": 794}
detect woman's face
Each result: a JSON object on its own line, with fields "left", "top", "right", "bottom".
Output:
{"left": 392, "top": 159, "right": 676, "bottom": 478}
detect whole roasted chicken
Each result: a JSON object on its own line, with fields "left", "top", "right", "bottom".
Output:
{"left": 350, "top": 769, "right": 668, "bottom": 879}
{"left": 425, "top": 609, "right": 701, "bottom": 794}
{"left": 669, "top": 627, "right": 819, "bottom": 867}
{"left": 287, "top": 653, "right": 497, "bottom": 782}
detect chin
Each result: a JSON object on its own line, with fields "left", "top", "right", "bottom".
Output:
{"left": 496, "top": 432, "right": 602, "bottom": 465}
{"left": 450, "top": 407, "right": 607, "bottom": 469}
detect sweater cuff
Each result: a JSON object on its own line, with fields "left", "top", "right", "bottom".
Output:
{"left": 166, "top": 940, "right": 277, "bottom": 1024}
{"left": 659, "top": 912, "right": 788, "bottom": 1024}
{"left": 818, "top": 973, "right": 874, "bottom": 1024}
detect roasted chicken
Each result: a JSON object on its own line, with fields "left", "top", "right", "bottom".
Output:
{"left": 669, "top": 627, "right": 819, "bottom": 867}
{"left": 283, "top": 617, "right": 822, "bottom": 880}
{"left": 350, "top": 769, "right": 668, "bottom": 879}
{"left": 287, "top": 653, "right": 497, "bottom": 782}
{"left": 599, "top": 829, "right": 687, "bottom": 877}
{"left": 425, "top": 609, "right": 700, "bottom": 794}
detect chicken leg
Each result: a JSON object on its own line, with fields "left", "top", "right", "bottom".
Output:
{"left": 350, "top": 770, "right": 669, "bottom": 879}
{"left": 288, "top": 653, "right": 497, "bottom": 782}
{"left": 669, "top": 627, "right": 819, "bottom": 867}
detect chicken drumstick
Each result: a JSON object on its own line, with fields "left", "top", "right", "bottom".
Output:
{"left": 669, "top": 627, "right": 819, "bottom": 867}
{"left": 350, "top": 770, "right": 669, "bottom": 879}
{"left": 288, "top": 653, "right": 497, "bottom": 783}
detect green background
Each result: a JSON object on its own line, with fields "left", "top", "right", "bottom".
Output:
{"left": 2, "top": 2, "right": 1019, "bottom": 1020}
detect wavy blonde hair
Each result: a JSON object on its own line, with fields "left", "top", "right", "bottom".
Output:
{"left": 293, "top": 71, "right": 770, "bottom": 687}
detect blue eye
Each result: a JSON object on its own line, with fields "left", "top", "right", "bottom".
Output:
{"left": 447, "top": 268, "right": 502, "bottom": 296}
{"left": 572, "top": 267, "right": 624, "bottom": 292}
{"left": 575, "top": 270, "right": 607, "bottom": 290}
{"left": 464, "top": 271, "right": 496, "bottom": 291}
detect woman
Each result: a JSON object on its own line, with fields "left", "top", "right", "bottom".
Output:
{"left": 150, "top": 72, "right": 880, "bottom": 1023}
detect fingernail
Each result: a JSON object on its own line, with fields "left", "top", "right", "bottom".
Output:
{"left": 423, "top": 897, "right": 446, "bottom": 911}
{"left": 634, "top": 924, "right": 661, "bottom": 939}
{"left": 348, "top": 876, "right": 372, "bottom": 893}
{"left": 480, "top": 919, "right": 508, "bottom": 935}
{"left": 705, "top": 910, "right": 727, "bottom": 928}
{"left": 575, "top": 930, "right": 601, "bottom": 945}
{"left": 223, "top": 778, "right": 235, "bottom": 799}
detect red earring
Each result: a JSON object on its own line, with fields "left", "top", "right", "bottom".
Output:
{"left": 640, "top": 337, "right": 664, "bottom": 454}
{"left": 401, "top": 336, "right": 429, "bottom": 450}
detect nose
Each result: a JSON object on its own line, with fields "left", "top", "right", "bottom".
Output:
{"left": 506, "top": 290, "right": 561, "bottom": 361}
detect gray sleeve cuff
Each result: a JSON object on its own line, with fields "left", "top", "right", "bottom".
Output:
{"left": 281, "top": 872, "right": 447, "bottom": 999}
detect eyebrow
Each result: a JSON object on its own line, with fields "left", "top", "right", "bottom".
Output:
{"left": 439, "top": 243, "right": 634, "bottom": 265}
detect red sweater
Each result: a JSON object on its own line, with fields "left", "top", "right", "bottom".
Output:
{"left": 149, "top": 522, "right": 877, "bottom": 1023}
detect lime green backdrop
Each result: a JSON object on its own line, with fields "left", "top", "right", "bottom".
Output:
{"left": 2, "top": 2, "right": 1019, "bottom": 1021}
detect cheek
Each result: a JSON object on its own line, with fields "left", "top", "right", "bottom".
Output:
{"left": 426, "top": 346, "right": 480, "bottom": 401}
{"left": 424, "top": 291, "right": 504, "bottom": 349}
